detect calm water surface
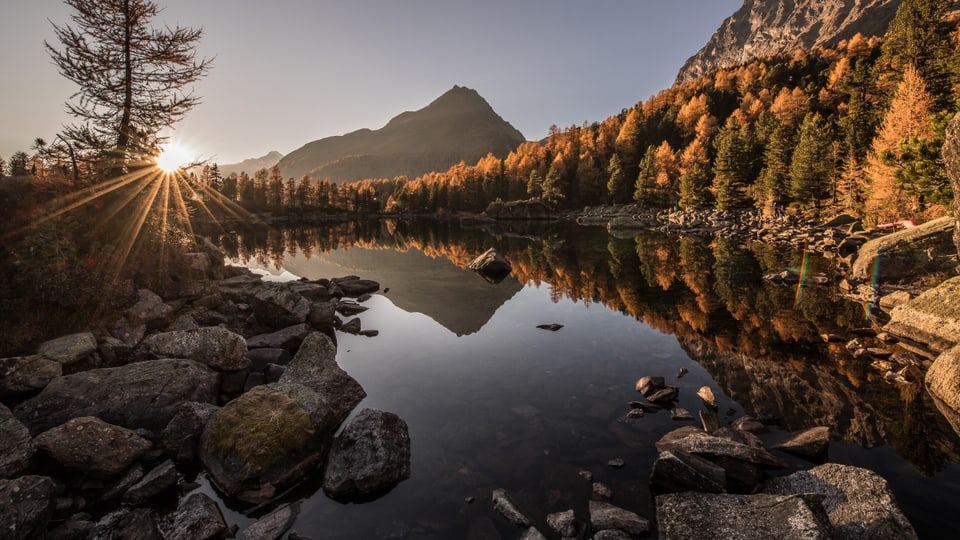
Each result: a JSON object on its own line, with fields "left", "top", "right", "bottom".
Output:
{"left": 196, "top": 220, "right": 960, "bottom": 539}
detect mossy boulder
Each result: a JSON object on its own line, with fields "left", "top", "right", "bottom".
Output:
{"left": 200, "top": 381, "right": 359, "bottom": 504}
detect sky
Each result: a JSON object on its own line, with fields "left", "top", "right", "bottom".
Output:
{"left": 0, "top": 1, "right": 741, "bottom": 165}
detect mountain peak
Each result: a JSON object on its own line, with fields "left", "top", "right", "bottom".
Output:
{"left": 676, "top": 0, "right": 903, "bottom": 85}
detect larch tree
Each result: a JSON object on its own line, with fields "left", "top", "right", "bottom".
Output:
{"left": 864, "top": 65, "right": 936, "bottom": 224}
{"left": 47, "top": 0, "right": 212, "bottom": 175}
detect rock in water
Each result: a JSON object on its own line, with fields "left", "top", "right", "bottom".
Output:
{"left": 588, "top": 500, "right": 650, "bottom": 536}
{"left": 492, "top": 488, "right": 531, "bottom": 527}
{"left": 238, "top": 502, "right": 299, "bottom": 540}
{"left": 656, "top": 492, "right": 833, "bottom": 539}
{"left": 927, "top": 346, "right": 960, "bottom": 417}
{"left": 764, "top": 463, "right": 918, "bottom": 539}
{"left": 770, "top": 426, "right": 830, "bottom": 458}
{"left": 467, "top": 248, "right": 512, "bottom": 282}
{"left": 546, "top": 509, "right": 577, "bottom": 537}
{"left": 696, "top": 386, "right": 717, "bottom": 408}
{"left": 322, "top": 409, "right": 411, "bottom": 499}
{"left": 650, "top": 450, "right": 726, "bottom": 494}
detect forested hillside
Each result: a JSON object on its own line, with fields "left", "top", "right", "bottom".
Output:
{"left": 189, "top": 0, "right": 957, "bottom": 226}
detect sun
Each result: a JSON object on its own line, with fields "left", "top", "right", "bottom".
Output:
{"left": 155, "top": 142, "right": 191, "bottom": 173}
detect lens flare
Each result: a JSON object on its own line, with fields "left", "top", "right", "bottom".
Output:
{"left": 793, "top": 237, "right": 810, "bottom": 310}
{"left": 156, "top": 143, "right": 191, "bottom": 172}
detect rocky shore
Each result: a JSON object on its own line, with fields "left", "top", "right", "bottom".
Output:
{"left": 0, "top": 243, "right": 410, "bottom": 539}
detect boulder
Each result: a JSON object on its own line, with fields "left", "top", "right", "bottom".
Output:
{"left": 246, "top": 324, "right": 311, "bottom": 352}
{"left": 546, "top": 509, "right": 577, "bottom": 537}
{"left": 926, "top": 345, "right": 960, "bottom": 416}
{"left": 656, "top": 492, "right": 832, "bottom": 539}
{"left": 200, "top": 382, "right": 353, "bottom": 503}
{"left": 14, "top": 359, "right": 219, "bottom": 435}
{"left": 238, "top": 502, "right": 299, "bottom": 540}
{"left": 467, "top": 248, "right": 512, "bottom": 281}
{"left": 279, "top": 332, "right": 366, "bottom": 412}
{"left": 122, "top": 459, "right": 177, "bottom": 504}
{"left": 941, "top": 112, "right": 960, "bottom": 258}
{"left": 769, "top": 426, "right": 830, "bottom": 458}
{"left": 850, "top": 216, "right": 956, "bottom": 283}
{"left": 484, "top": 199, "right": 556, "bottom": 220}
{"left": 0, "top": 476, "right": 63, "bottom": 540}
{"left": 491, "top": 488, "right": 531, "bottom": 527}
{"left": 0, "top": 404, "right": 35, "bottom": 479}
{"left": 160, "top": 401, "right": 219, "bottom": 463}
{"left": 90, "top": 508, "right": 162, "bottom": 540}
{"left": 164, "top": 493, "right": 227, "bottom": 540}
{"left": 252, "top": 284, "right": 311, "bottom": 329}
{"left": 0, "top": 355, "right": 61, "bottom": 400}
{"left": 126, "top": 289, "right": 174, "bottom": 330}
{"left": 322, "top": 409, "right": 411, "bottom": 499}
{"left": 37, "top": 332, "right": 99, "bottom": 374}
{"left": 885, "top": 276, "right": 960, "bottom": 353}
{"left": 588, "top": 500, "right": 650, "bottom": 536}
{"left": 655, "top": 427, "right": 786, "bottom": 490}
{"left": 102, "top": 463, "right": 145, "bottom": 500}
{"left": 137, "top": 327, "right": 248, "bottom": 371}
{"left": 34, "top": 416, "right": 151, "bottom": 477}
{"left": 333, "top": 277, "right": 380, "bottom": 298}
{"left": 650, "top": 450, "right": 726, "bottom": 494}
{"left": 340, "top": 318, "right": 362, "bottom": 334}
{"left": 307, "top": 300, "right": 337, "bottom": 330}
{"left": 764, "top": 463, "right": 918, "bottom": 539}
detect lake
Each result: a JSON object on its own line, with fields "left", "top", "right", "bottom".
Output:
{"left": 195, "top": 219, "right": 960, "bottom": 539}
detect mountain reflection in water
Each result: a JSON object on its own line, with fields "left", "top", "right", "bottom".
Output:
{"left": 198, "top": 219, "right": 960, "bottom": 538}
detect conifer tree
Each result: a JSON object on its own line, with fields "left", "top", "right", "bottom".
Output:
{"left": 606, "top": 154, "right": 628, "bottom": 204}
{"left": 878, "top": 0, "right": 957, "bottom": 107}
{"left": 634, "top": 146, "right": 657, "bottom": 206}
{"left": 757, "top": 120, "right": 795, "bottom": 212}
{"left": 790, "top": 113, "right": 835, "bottom": 208}
{"left": 677, "top": 139, "right": 710, "bottom": 209}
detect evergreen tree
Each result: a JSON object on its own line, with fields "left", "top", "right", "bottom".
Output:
{"left": 790, "top": 113, "right": 835, "bottom": 208}
{"left": 712, "top": 124, "right": 760, "bottom": 210}
{"left": 541, "top": 164, "right": 565, "bottom": 205}
{"left": 606, "top": 154, "right": 628, "bottom": 204}
{"left": 677, "top": 139, "right": 710, "bottom": 209}
{"left": 7, "top": 152, "right": 29, "bottom": 176}
{"left": 527, "top": 170, "right": 543, "bottom": 199}
{"left": 757, "top": 119, "right": 795, "bottom": 212}
{"left": 634, "top": 146, "right": 657, "bottom": 206}
{"left": 878, "top": 0, "right": 957, "bottom": 107}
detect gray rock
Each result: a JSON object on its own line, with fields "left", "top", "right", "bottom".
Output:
{"left": 90, "top": 508, "right": 161, "bottom": 540}
{"left": 280, "top": 333, "right": 366, "bottom": 411}
{"left": 35, "top": 416, "right": 151, "bottom": 477}
{"left": 123, "top": 460, "right": 177, "bottom": 504}
{"left": 37, "top": 332, "right": 99, "bottom": 374}
{"left": 764, "top": 463, "right": 918, "bottom": 539}
{"left": 307, "top": 300, "right": 337, "bottom": 330}
{"left": 769, "top": 426, "right": 830, "bottom": 458}
{"left": 0, "top": 403, "right": 35, "bottom": 479}
{"left": 238, "top": 502, "right": 299, "bottom": 540}
{"left": 160, "top": 401, "right": 219, "bottom": 463}
{"left": 252, "top": 283, "right": 311, "bottom": 329}
{"left": 885, "top": 275, "right": 960, "bottom": 354}
{"left": 264, "top": 364, "right": 285, "bottom": 383}
{"left": 247, "top": 348, "right": 292, "bottom": 372}
{"left": 102, "top": 463, "right": 144, "bottom": 500}
{"left": 519, "top": 526, "right": 547, "bottom": 540}
{"left": 546, "top": 509, "right": 577, "bottom": 537}
{"left": 164, "top": 493, "right": 227, "bottom": 540}
{"left": 323, "top": 409, "right": 411, "bottom": 499}
{"left": 200, "top": 381, "right": 356, "bottom": 504}
{"left": 246, "top": 323, "right": 311, "bottom": 352}
{"left": 332, "top": 277, "right": 380, "bottom": 297}
{"left": 110, "top": 317, "right": 147, "bottom": 349}
{"left": 927, "top": 345, "right": 960, "bottom": 416}
{"left": 850, "top": 216, "right": 956, "bottom": 283}
{"left": 97, "top": 336, "right": 135, "bottom": 368}
{"left": 14, "top": 359, "right": 218, "bottom": 435}
{"left": 491, "top": 488, "right": 531, "bottom": 527}
{"left": 0, "top": 476, "right": 61, "bottom": 540}
{"left": 650, "top": 450, "right": 727, "bottom": 494}
{"left": 0, "top": 355, "right": 61, "bottom": 399}
{"left": 336, "top": 301, "right": 369, "bottom": 316}
{"left": 340, "top": 318, "right": 362, "bottom": 335}
{"left": 467, "top": 248, "right": 512, "bottom": 281}
{"left": 588, "top": 500, "right": 650, "bottom": 536}
{"left": 137, "top": 327, "right": 248, "bottom": 371}
{"left": 656, "top": 492, "right": 832, "bottom": 539}
{"left": 125, "top": 289, "right": 174, "bottom": 331}
{"left": 939, "top": 112, "right": 960, "bottom": 258}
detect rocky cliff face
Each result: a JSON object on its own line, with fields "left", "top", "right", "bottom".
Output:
{"left": 676, "top": 0, "right": 903, "bottom": 85}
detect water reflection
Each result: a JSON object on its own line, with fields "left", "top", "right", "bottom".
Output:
{"left": 198, "top": 219, "right": 960, "bottom": 537}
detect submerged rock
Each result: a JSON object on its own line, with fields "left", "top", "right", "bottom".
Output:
{"left": 770, "top": 426, "right": 830, "bottom": 458}
{"left": 322, "top": 409, "right": 411, "bottom": 499}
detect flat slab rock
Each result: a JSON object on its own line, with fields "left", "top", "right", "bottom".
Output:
{"left": 656, "top": 492, "right": 833, "bottom": 539}
{"left": 589, "top": 500, "right": 650, "bottom": 536}
{"left": 885, "top": 275, "right": 960, "bottom": 354}
{"left": 764, "top": 463, "right": 918, "bottom": 539}
{"left": 927, "top": 345, "right": 960, "bottom": 416}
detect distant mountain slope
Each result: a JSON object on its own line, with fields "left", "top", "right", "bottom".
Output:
{"left": 277, "top": 85, "right": 526, "bottom": 181}
{"left": 218, "top": 150, "right": 284, "bottom": 177}
{"left": 675, "top": 0, "right": 903, "bottom": 85}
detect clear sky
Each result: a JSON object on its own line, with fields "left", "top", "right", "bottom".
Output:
{"left": 0, "top": 1, "right": 741, "bottom": 165}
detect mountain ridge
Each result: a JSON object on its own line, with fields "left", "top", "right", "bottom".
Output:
{"left": 218, "top": 150, "right": 284, "bottom": 177}
{"left": 277, "top": 85, "right": 526, "bottom": 182}
{"left": 675, "top": 0, "right": 904, "bottom": 85}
